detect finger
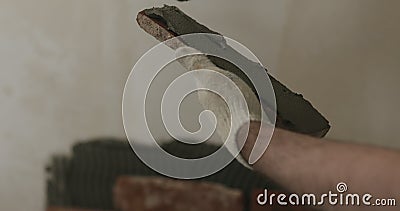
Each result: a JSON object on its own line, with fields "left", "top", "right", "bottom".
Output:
{"left": 236, "top": 121, "right": 274, "bottom": 167}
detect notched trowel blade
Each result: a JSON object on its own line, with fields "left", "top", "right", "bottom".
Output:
{"left": 136, "top": 5, "right": 330, "bottom": 137}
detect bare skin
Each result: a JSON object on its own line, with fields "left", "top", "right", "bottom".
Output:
{"left": 236, "top": 121, "right": 400, "bottom": 211}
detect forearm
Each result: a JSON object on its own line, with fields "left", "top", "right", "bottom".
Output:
{"left": 264, "top": 128, "right": 399, "bottom": 195}
{"left": 239, "top": 122, "right": 400, "bottom": 210}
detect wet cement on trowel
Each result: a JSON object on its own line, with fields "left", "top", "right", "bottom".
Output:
{"left": 143, "top": 5, "right": 330, "bottom": 137}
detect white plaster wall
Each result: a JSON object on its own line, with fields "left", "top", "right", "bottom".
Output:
{"left": 276, "top": 0, "right": 400, "bottom": 147}
{"left": 0, "top": 1, "right": 287, "bottom": 210}
{"left": 0, "top": 0, "right": 399, "bottom": 210}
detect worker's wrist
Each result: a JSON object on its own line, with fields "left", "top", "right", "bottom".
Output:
{"left": 235, "top": 122, "right": 285, "bottom": 171}
{"left": 254, "top": 128, "right": 286, "bottom": 170}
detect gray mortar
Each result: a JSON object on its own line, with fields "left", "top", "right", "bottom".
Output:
{"left": 141, "top": 5, "right": 330, "bottom": 137}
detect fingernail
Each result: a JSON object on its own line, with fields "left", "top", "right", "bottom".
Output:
{"left": 236, "top": 122, "right": 249, "bottom": 147}
{"left": 236, "top": 121, "right": 260, "bottom": 162}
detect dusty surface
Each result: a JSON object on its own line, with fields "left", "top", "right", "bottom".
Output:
{"left": 114, "top": 176, "right": 243, "bottom": 211}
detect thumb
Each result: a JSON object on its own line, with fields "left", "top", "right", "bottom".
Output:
{"left": 236, "top": 121, "right": 274, "bottom": 166}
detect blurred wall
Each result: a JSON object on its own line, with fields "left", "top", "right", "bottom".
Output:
{"left": 276, "top": 0, "right": 400, "bottom": 147}
{"left": 0, "top": 0, "right": 399, "bottom": 210}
